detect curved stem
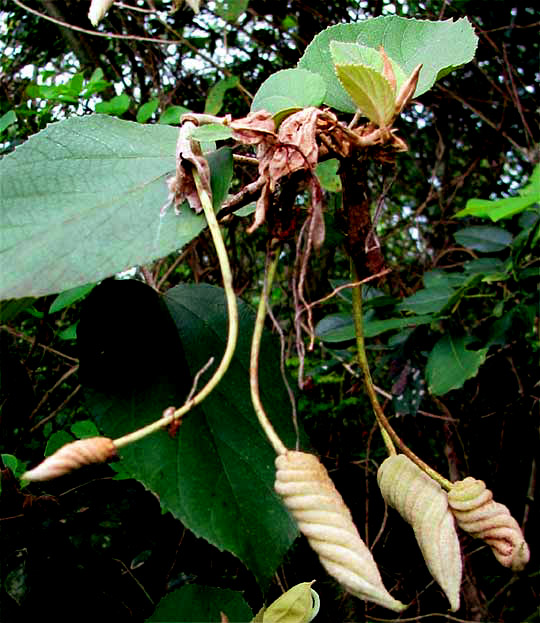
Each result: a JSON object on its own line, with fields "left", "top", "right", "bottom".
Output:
{"left": 114, "top": 173, "right": 238, "bottom": 449}
{"left": 350, "top": 264, "right": 452, "bottom": 490}
{"left": 250, "top": 249, "right": 288, "bottom": 456}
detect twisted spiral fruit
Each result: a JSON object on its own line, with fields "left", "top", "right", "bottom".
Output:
{"left": 377, "top": 455, "right": 462, "bottom": 611}
{"left": 448, "top": 477, "right": 530, "bottom": 571}
{"left": 275, "top": 451, "right": 405, "bottom": 612}
{"left": 23, "top": 437, "right": 116, "bottom": 481}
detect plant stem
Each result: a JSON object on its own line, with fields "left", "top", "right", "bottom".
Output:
{"left": 114, "top": 172, "right": 238, "bottom": 450}
{"left": 350, "top": 263, "right": 452, "bottom": 490}
{"left": 250, "top": 249, "right": 288, "bottom": 456}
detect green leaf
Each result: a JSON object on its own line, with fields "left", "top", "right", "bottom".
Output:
{"left": 315, "top": 313, "right": 355, "bottom": 342}
{"left": 423, "top": 269, "right": 467, "bottom": 289}
{"left": 158, "top": 105, "right": 191, "bottom": 125}
{"left": 251, "top": 69, "right": 326, "bottom": 115}
{"left": 363, "top": 314, "right": 433, "bottom": 337}
{"left": 426, "top": 334, "right": 488, "bottom": 395}
{"left": 95, "top": 94, "right": 131, "bottom": 116}
{"left": 299, "top": 17, "right": 477, "bottom": 113}
{"left": 0, "top": 110, "right": 17, "bottom": 134}
{"left": 316, "top": 312, "right": 432, "bottom": 342}
{"left": 1, "top": 454, "right": 24, "bottom": 477}
{"left": 49, "top": 283, "right": 96, "bottom": 313}
{"left": 70, "top": 420, "right": 100, "bottom": 439}
{"left": 334, "top": 64, "right": 395, "bottom": 126}
{"left": 147, "top": 584, "right": 253, "bottom": 622}
{"left": 81, "top": 282, "right": 300, "bottom": 588}
{"left": 215, "top": 0, "right": 249, "bottom": 23}
{"left": 398, "top": 287, "right": 455, "bottom": 315}
{"left": 204, "top": 75, "right": 240, "bottom": 115}
{"left": 454, "top": 225, "right": 513, "bottom": 253}
{"left": 136, "top": 98, "right": 159, "bottom": 123}
{"left": 191, "top": 123, "right": 233, "bottom": 142}
{"left": 0, "top": 115, "right": 232, "bottom": 299}
{"left": 455, "top": 164, "right": 540, "bottom": 221}
{"left": 315, "top": 159, "right": 342, "bottom": 192}
{"left": 45, "top": 431, "right": 75, "bottom": 456}
{"left": 463, "top": 257, "right": 506, "bottom": 276}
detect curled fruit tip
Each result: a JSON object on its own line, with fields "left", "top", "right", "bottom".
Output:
{"left": 23, "top": 437, "right": 116, "bottom": 482}
{"left": 448, "top": 477, "right": 530, "bottom": 571}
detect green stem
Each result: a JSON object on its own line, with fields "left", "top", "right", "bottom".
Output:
{"left": 250, "top": 249, "right": 288, "bottom": 456}
{"left": 114, "top": 172, "right": 238, "bottom": 450}
{"left": 350, "top": 263, "right": 452, "bottom": 490}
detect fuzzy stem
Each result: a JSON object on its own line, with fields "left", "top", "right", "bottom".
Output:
{"left": 250, "top": 250, "right": 288, "bottom": 456}
{"left": 114, "top": 173, "right": 238, "bottom": 450}
{"left": 350, "top": 264, "right": 452, "bottom": 490}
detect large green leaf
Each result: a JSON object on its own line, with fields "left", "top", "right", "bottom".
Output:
{"left": 0, "top": 115, "right": 233, "bottom": 300}
{"left": 79, "top": 281, "right": 299, "bottom": 588}
{"left": 426, "top": 334, "right": 488, "bottom": 395}
{"left": 299, "top": 17, "right": 477, "bottom": 113}
{"left": 147, "top": 585, "right": 253, "bottom": 622}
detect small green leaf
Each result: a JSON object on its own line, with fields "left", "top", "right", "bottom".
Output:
{"left": 454, "top": 226, "right": 513, "bottom": 253}
{"left": 335, "top": 63, "right": 395, "bottom": 126}
{"left": 215, "top": 0, "right": 249, "bottom": 22}
{"left": 463, "top": 258, "right": 506, "bottom": 276}
{"left": 204, "top": 75, "right": 240, "bottom": 115}
{"left": 398, "top": 287, "right": 455, "bottom": 315}
{"left": 315, "top": 159, "right": 342, "bottom": 192}
{"left": 423, "top": 270, "right": 467, "bottom": 289}
{"left": 364, "top": 314, "right": 433, "bottom": 337}
{"left": 263, "top": 582, "right": 316, "bottom": 623}
{"left": 49, "top": 283, "right": 96, "bottom": 313}
{"left": 0, "top": 110, "right": 17, "bottom": 134}
{"left": 315, "top": 313, "right": 355, "bottom": 342}
{"left": 44, "top": 431, "right": 75, "bottom": 456}
{"left": 148, "top": 584, "right": 253, "bottom": 622}
{"left": 95, "top": 94, "right": 131, "bottom": 116}
{"left": 191, "top": 123, "right": 233, "bottom": 142}
{"left": 251, "top": 68, "right": 326, "bottom": 115}
{"left": 70, "top": 420, "right": 100, "bottom": 439}
{"left": 158, "top": 105, "right": 191, "bottom": 125}
{"left": 426, "top": 334, "right": 488, "bottom": 395}
{"left": 136, "top": 98, "right": 159, "bottom": 123}
{"left": 1, "top": 454, "right": 23, "bottom": 476}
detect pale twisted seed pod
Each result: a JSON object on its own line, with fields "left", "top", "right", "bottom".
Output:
{"left": 274, "top": 451, "right": 405, "bottom": 612}
{"left": 23, "top": 437, "right": 116, "bottom": 481}
{"left": 448, "top": 477, "right": 530, "bottom": 571}
{"left": 377, "top": 455, "right": 462, "bottom": 611}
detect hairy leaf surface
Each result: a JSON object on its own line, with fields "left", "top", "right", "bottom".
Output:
{"left": 0, "top": 115, "right": 232, "bottom": 299}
